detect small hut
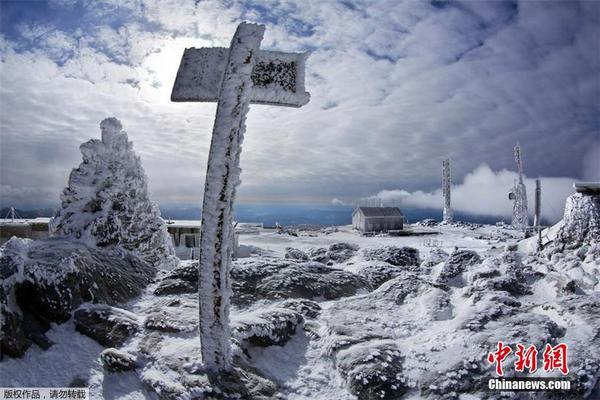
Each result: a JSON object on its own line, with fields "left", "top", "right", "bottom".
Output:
{"left": 352, "top": 206, "right": 404, "bottom": 233}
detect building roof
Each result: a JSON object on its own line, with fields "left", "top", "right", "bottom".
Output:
{"left": 354, "top": 206, "right": 403, "bottom": 217}
{"left": 164, "top": 219, "right": 202, "bottom": 228}
{"left": 0, "top": 217, "right": 51, "bottom": 226}
{"left": 574, "top": 182, "right": 600, "bottom": 194}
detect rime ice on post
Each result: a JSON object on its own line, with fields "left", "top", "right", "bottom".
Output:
{"left": 442, "top": 159, "right": 453, "bottom": 224}
{"left": 170, "top": 22, "right": 310, "bottom": 372}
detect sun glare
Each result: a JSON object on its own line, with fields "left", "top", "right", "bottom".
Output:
{"left": 138, "top": 37, "right": 211, "bottom": 104}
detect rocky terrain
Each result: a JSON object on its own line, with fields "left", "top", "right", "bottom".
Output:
{"left": 1, "top": 190, "right": 599, "bottom": 399}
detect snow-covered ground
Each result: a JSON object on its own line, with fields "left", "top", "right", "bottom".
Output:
{"left": 238, "top": 224, "right": 514, "bottom": 259}
{"left": 2, "top": 223, "right": 599, "bottom": 399}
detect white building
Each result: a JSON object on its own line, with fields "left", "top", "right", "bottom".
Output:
{"left": 0, "top": 217, "right": 51, "bottom": 245}
{"left": 352, "top": 207, "right": 404, "bottom": 233}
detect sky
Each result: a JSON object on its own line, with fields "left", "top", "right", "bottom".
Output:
{"left": 0, "top": 0, "right": 598, "bottom": 221}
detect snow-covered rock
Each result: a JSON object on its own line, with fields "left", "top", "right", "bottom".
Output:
{"left": 284, "top": 247, "right": 310, "bottom": 261}
{"left": 435, "top": 249, "right": 481, "bottom": 286}
{"left": 420, "top": 248, "right": 449, "bottom": 269}
{"left": 74, "top": 304, "right": 140, "bottom": 347}
{"left": 144, "top": 308, "right": 198, "bottom": 333}
{"left": 49, "top": 117, "right": 176, "bottom": 267}
{"left": 556, "top": 192, "right": 600, "bottom": 249}
{"left": 465, "top": 251, "right": 532, "bottom": 296}
{"left": 279, "top": 298, "right": 322, "bottom": 319}
{"left": 232, "top": 258, "right": 370, "bottom": 304}
{"left": 0, "top": 237, "right": 154, "bottom": 357}
{"left": 153, "top": 261, "right": 198, "bottom": 295}
{"left": 363, "top": 246, "right": 420, "bottom": 267}
{"left": 415, "top": 218, "right": 438, "bottom": 227}
{"left": 232, "top": 307, "right": 304, "bottom": 347}
{"left": 308, "top": 247, "right": 330, "bottom": 263}
{"left": 355, "top": 262, "right": 411, "bottom": 289}
{"left": 140, "top": 362, "right": 279, "bottom": 400}
{"left": 152, "top": 258, "right": 371, "bottom": 304}
{"left": 101, "top": 348, "right": 138, "bottom": 372}
{"left": 153, "top": 278, "right": 195, "bottom": 296}
{"left": 327, "top": 242, "right": 359, "bottom": 263}
{"left": 307, "top": 242, "right": 359, "bottom": 264}
{"left": 334, "top": 340, "right": 407, "bottom": 400}
{"left": 135, "top": 318, "right": 280, "bottom": 399}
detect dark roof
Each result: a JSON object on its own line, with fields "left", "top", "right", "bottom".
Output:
{"left": 354, "top": 207, "right": 403, "bottom": 217}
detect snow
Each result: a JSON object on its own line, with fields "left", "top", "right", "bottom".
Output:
{"left": 171, "top": 47, "right": 309, "bottom": 107}
{"left": 557, "top": 192, "right": 600, "bottom": 247}
{"left": 249, "top": 328, "right": 356, "bottom": 400}
{"left": 49, "top": 117, "right": 176, "bottom": 268}
{"left": 163, "top": 219, "right": 201, "bottom": 228}
{"left": 250, "top": 50, "right": 310, "bottom": 107}
{"left": 197, "top": 22, "right": 265, "bottom": 372}
{"left": 0, "top": 320, "right": 154, "bottom": 399}
{"left": 2, "top": 220, "right": 599, "bottom": 399}
{"left": 0, "top": 217, "right": 51, "bottom": 225}
{"left": 236, "top": 224, "right": 515, "bottom": 259}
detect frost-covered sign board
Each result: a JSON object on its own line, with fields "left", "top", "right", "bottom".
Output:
{"left": 170, "top": 22, "right": 310, "bottom": 372}
{"left": 172, "top": 48, "right": 310, "bottom": 107}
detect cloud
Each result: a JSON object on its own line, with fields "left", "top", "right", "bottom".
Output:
{"left": 0, "top": 0, "right": 598, "bottom": 208}
{"left": 365, "top": 164, "right": 575, "bottom": 223}
{"left": 0, "top": 185, "right": 56, "bottom": 207}
{"left": 331, "top": 198, "right": 347, "bottom": 206}
{"left": 582, "top": 142, "right": 600, "bottom": 182}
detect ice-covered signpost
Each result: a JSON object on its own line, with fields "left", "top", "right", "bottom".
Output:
{"left": 170, "top": 22, "right": 310, "bottom": 372}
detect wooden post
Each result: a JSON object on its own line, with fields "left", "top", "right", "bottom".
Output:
{"left": 171, "top": 21, "right": 310, "bottom": 372}
{"left": 196, "top": 22, "right": 264, "bottom": 371}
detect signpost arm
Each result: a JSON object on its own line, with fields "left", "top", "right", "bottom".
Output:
{"left": 198, "top": 22, "right": 265, "bottom": 372}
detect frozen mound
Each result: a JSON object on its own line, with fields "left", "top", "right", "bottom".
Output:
{"left": 355, "top": 262, "right": 415, "bottom": 289}
{"left": 556, "top": 192, "right": 600, "bottom": 249}
{"left": 49, "top": 117, "right": 176, "bottom": 268}
{"left": 415, "top": 218, "right": 438, "bottom": 227}
{"left": 306, "top": 242, "right": 359, "bottom": 264}
{"left": 362, "top": 246, "right": 420, "bottom": 267}
{"left": 100, "top": 348, "right": 138, "bottom": 372}
{"left": 153, "top": 258, "right": 371, "bottom": 304}
{"left": 0, "top": 237, "right": 155, "bottom": 357}
{"left": 74, "top": 304, "right": 140, "bottom": 348}
{"left": 284, "top": 247, "right": 310, "bottom": 261}
{"left": 232, "top": 307, "right": 304, "bottom": 348}
{"left": 434, "top": 249, "right": 481, "bottom": 286}
{"left": 232, "top": 258, "right": 370, "bottom": 304}
{"left": 312, "top": 247, "right": 600, "bottom": 399}
{"left": 132, "top": 297, "right": 285, "bottom": 399}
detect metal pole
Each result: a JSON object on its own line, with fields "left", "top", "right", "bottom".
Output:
{"left": 534, "top": 179, "right": 541, "bottom": 227}
{"left": 442, "top": 159, "right": 453, "bottom": 223}
{"left": 535, "top": 179, "right": 541, "bottom": 249}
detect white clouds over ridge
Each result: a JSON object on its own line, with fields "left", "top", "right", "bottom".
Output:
{"left": 0, "top": 0, "right": 598, "bottom": 212}
{"left": 368, "top": 164, "right": 575, "bottom": 223}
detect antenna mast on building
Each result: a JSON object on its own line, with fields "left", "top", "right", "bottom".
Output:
{"left": 534, "top": 178, "right": 542, "bottom": 248}
{"left": 442, "top": 159, "right": 453, "bottom": 223}
{"left": 515, "top": 144, "right": 525, "bottom": 185}
{"left": 533, "top": 179, "right": 541, "bottom": 228}
{"left": 4, "top": 207, "right": 19, "bottom": 222}
{"left": 509, "top": 142, "right": 528, "bottom": 230}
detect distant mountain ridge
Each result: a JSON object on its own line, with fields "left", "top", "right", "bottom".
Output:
{"left": 0, "top": 207, "right": 57, "bottom": 219}
{"left": 2, "top": 204, "right": 551, "bottom": 227}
